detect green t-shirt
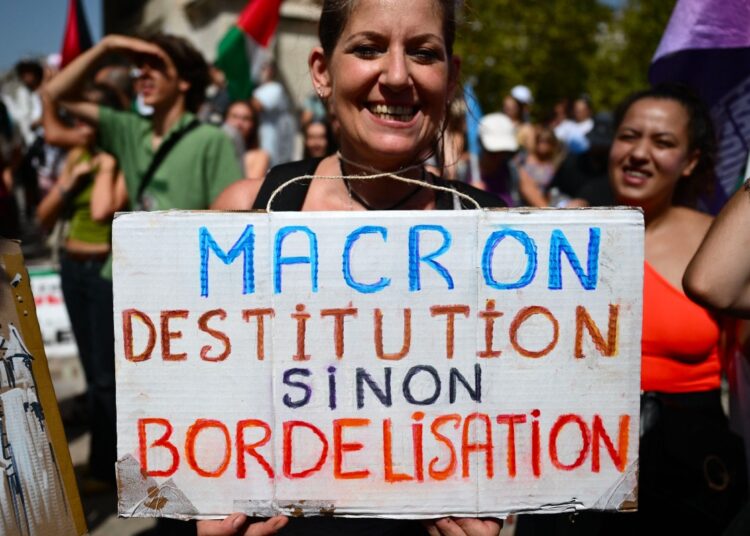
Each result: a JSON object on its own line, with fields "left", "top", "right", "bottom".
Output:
{"left": 97, "top": 107, "right": 242, "bottom": 279}
{"left": 97, "top": 106, "right": 242, "bottom": 210}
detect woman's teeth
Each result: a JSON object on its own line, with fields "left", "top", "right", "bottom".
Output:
{"left": 625, "top": 169, "right": 648, "bottom": 178}
{"left": 369, "top": 104, "right": 416, "bottom": 122}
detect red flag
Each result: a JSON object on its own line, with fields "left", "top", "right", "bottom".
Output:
{"left": 237, "top": 0, "right": 283, "bottom": 48}
{"left": 60, "top": 0, "right": 93, "bottom": 68}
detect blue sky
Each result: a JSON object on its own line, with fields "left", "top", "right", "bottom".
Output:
{"left": 0, "top": 0, "right": 102, "bottom": 72}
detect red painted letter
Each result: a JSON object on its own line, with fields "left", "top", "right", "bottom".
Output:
{"left": 185, "top": 419, "right": 231, "bottom": 478}
{"left": 462, "top": 413, "right": 494, "bottom": 478}
{"left": 549, "top": 414, "right": 591, "bottom": 471}
{"left": 496, "top": 414, "right": 527, "bottom": 477}
{"left": 283, "top": 421, "right": 328, "bottom": 478}
{"left": 429, "top": 414, "right": 460, "bottom": 481}
{"left": 592, "top": 414, "right": 630, "bottom": 472}
{"left": 138, "top": 418, "right": 179, "bottom": 477}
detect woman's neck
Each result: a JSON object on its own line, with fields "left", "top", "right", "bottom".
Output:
{"left": 643, "top": 197, "right": 676, "bottom": 230}
{"left": 338, "top": 151, "right": 431, "bottom": 209}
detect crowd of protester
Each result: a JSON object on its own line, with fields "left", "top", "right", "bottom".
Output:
{"left": 1, "top": 55, "right": 627, "bottom": 250}
{"left": 2, "top": 3, "right": 750, "bottom": 533}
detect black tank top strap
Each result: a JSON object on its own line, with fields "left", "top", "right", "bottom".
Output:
{"left": 252, "top": 158, "right": 323, "bottom": 211}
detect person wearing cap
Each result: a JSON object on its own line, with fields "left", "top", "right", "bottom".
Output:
{"left": 474, "top": 112, "right": 519, "bottom": 206}
{"left": 503, "top": 85, "right": 535, "bottom": 152}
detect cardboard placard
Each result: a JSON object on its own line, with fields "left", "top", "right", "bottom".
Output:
{"left": 113, "top": 209, "right": 643, "bottom": 519}
{"left": 0, "top": 239, "right": 85, "bottom": 535}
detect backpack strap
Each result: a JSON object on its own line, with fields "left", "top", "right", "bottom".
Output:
{"left": 253, "top": 158, "right": 322, "bottom": 211}
{"left": 136, "top": 118, "right": 201, "bottom": 209}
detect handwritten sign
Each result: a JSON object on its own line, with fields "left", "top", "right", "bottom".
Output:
{"left": 113, "top": 209, "right": 643, "bottom": 519}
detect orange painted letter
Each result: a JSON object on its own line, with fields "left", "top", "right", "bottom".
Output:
{"left": 161, "top": 310, "right": 189, "bottom": 361}
{"left": 333, "top": 418, "right": 370, "bottom": 479}
{"left": 123, "top": 309, "right": 156, "bottom": 362}
{"left": 199, "top": 309, "right": 231, "bottom": 362}
{"left": 237, "top": 419, "right": 274, "bottom": 478}
{"left": 575, "top": 304, "right": 619, "bottom": 358}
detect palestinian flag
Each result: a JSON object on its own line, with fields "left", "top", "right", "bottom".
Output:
{"left": 60, "top": 0, "right": 93, "bottom": 68}
{"left": 215, "top": 0, "right": 283, "bottom": 101}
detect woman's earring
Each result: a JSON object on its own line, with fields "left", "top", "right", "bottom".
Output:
{"left": 316, "top": 86, "right": 325, "bottom": 99}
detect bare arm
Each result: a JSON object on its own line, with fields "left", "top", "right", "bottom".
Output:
{"left": 44, "top": 34, "right": 170, "bottom": 126}
{"left": 684, "top": 186, "right": 750, "bottom": 315}
{"left": 41, "top": 92, "right": 94, "bottom": 148}
{"left": 90, "top": 153, "right": 128, "bottom": 222}
{"left": 36, "top": 148, "right": 89, "bottom": 231}
{"left": 211, "top": 179, "right": 263, "bottom": 210}
{"left": 244, "top": 150, "right": 270, "bottom": 181}
{"left": 518, "top": 167, "right": 548, "bottom": 208}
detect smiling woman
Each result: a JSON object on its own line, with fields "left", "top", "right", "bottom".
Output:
{"left": 207, "top": 1, "right": 504, "bottom": 535}
{"left": 516, "top": 84, "right": 747, "bottom": 536}
{"left": 211, "top": 0, "right": 502, "bottom": 215}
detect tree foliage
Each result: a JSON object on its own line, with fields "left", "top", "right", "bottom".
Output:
{"left": 455, "top": 0, "right": 677, "bottom": 117}
{"left": 588, "top": 0, "right": 677, "bottom": 111}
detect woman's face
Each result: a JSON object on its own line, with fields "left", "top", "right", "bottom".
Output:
{"left": 311, "top": 0, "right": 457, "bottom": 168}
{"left": 225, "top": 102, "right": 255, "bottom": 141}
{"left": 305, "top": 122, "right": 329, "bottom": 158}
{"left": 609, "top": 98, "right": 698, "bottom": 207}
{"left": 503, "top": 96, "right": 521, "bottom": 121}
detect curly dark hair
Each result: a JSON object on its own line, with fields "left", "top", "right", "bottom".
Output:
{"left": 613, "top": 84, "right": 717, "bottom": 208}
{"left": 146, "top": 33, "right": 210, "bottom": 113}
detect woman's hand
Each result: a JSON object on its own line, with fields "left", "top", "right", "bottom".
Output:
{"left": 197, "top": 514, "right": 288, "bottom": 536}
{"left": 423, "top": 517, "right": 502, "bottom": 536}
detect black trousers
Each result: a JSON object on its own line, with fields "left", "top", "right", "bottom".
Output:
{"left": 60, "top": 253, "right": 117, "bottom": 482}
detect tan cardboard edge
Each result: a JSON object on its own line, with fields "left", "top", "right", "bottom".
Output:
{"left": 0, "top": 239, "right": 87, "bottom": 535}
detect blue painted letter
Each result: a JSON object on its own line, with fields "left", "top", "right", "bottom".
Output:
{"left": 548, "top": 227, "right": 600, "bottom": 290}
{"left": 343, "top": 226, "right": 391, "bottom": 293}
{"left": 274, "top": 226, "right": 319, "bottom": 293}
{"left": 482, "top": 229, "right": 537, "bottom": 289}
{"left": 199, "top": 225, "right": 255, "bottom": 297}
{"left": 408, "top": 225, "right": 454, "bottom": 291}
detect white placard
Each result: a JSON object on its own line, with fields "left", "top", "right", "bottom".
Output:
{"left": 113, "top": 208, "right": 643, "bottom": 519}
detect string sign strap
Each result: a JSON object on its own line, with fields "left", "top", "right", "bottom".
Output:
{"left": 266, "top": 171, "right": 482, "bottom": 212}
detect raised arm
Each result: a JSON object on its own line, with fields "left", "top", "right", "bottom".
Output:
{"left": 684, "top": 185, "right": 750, "bottom": 315}
{"left": 43, "top": 34, "right": 170, "bottom": 126}
{"left": 41, "top": 91, "right": 94, "bottom": 148}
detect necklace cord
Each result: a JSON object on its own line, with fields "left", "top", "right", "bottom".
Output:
{"left": 265, "top": 154, "right": 482, "bottom": 212}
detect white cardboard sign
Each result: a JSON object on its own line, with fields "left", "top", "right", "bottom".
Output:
{"left": 113, "top": 209, "right": 643, "bottom": 519}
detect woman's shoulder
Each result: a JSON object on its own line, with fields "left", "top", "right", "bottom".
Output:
{"left": 671, "top": 206, "right": 713, "bottom": 236}
{"left": 211, "top": 178, "right": 262, "bottom": 210}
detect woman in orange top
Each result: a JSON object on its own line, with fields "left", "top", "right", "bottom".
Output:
{"left": 518, "top": 84, "right": 745, "bottom": 535}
